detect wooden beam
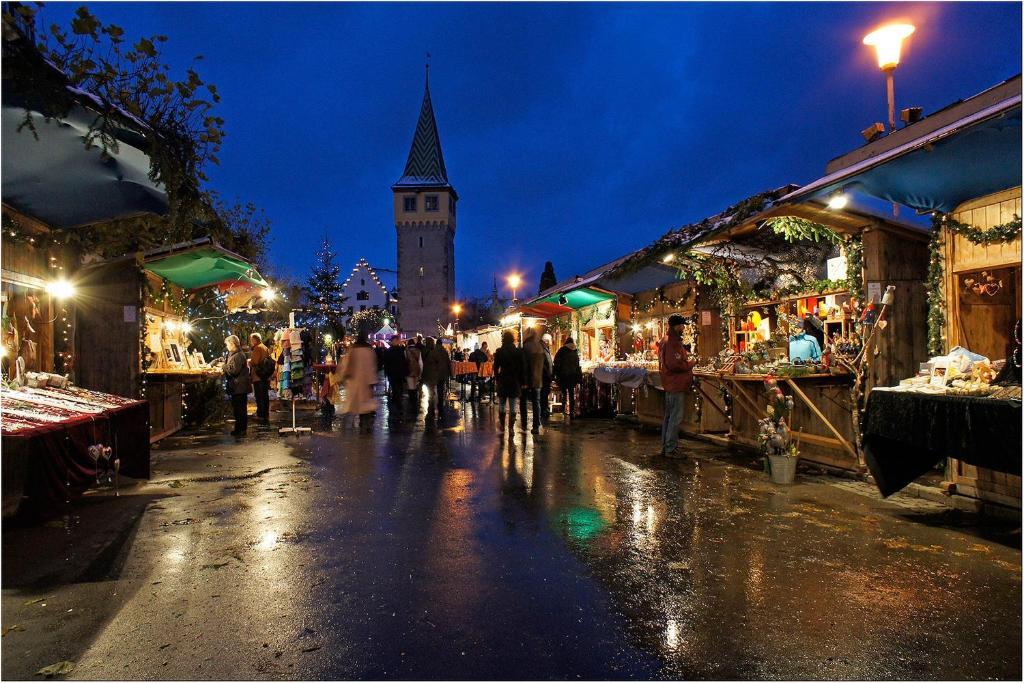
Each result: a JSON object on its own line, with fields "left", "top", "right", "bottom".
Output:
{"left": 723, "top": 378, "right": 764, "bottom": 420}
{"left": 784, "top": 378, "right": 859, "bottom": 461}
{"left": 695, "top": 382, "right": 731, "bottom": 423}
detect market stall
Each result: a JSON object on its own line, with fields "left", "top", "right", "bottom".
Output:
{"left": 1, "top": 381, "right": 149, "bottom": 517}
{"left": 781, "top": 75, "right": 1021, "bottom": 502}
{"left": 75, "top": 238, "right": 270, "bottom": 440}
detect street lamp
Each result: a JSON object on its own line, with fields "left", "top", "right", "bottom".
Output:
{"left": 451, "top": 303, "right": 462, "bottom": 332}
{"left": 863, "top": 23, "right": 915, "bottom": 132}
{"left": 507, "top": 274, "right": 522, "bottom": 304}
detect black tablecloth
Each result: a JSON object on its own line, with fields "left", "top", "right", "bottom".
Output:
{"left": 863, "top": 388, "right": 1021, "bottom": 497}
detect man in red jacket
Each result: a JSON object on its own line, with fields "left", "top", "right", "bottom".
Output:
{"left": 658, "top": 314, "right": 696, "bottom": 458}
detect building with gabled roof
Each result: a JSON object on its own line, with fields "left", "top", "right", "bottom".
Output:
{"left": 340, "top": 257, "right": 397, "bottom": 328}
{"left": 392, "top": 66, "right": 457, "bottom": 337}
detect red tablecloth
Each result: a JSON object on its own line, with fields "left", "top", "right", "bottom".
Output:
{"left": 2, "top": 400, "right": 149, "bottom": 518}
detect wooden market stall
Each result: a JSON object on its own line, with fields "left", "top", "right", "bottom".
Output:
{"left": 76, "top": 239, "right": 270, "bottom": 441}
{"left": 780, "top": 75, "right": 1021, "bottom": 503}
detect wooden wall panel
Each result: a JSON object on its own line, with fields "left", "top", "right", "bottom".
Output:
{"left": 74, "top": 259, "right": 141, "bottom": 397}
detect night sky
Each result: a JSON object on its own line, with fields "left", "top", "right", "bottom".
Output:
{"left": 39, "top": 2, "right": 1022, "bottom": 300}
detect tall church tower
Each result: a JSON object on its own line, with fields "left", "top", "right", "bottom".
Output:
{"left": 393, "top": 67, "right": 457, "bottom": 337}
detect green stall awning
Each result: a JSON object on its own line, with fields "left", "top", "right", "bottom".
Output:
{"left": 535, "top": 287, "right": 615, "bottom": 309}
{"left": 144, "top": 244, "right": 268, "bottom": 291}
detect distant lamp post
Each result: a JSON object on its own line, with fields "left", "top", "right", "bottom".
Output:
{"left": 863, "top": 23, "right": 915, "bottom": 132}
{"left": 451, "top": 303, "right": 462, "bottom": 332}
{"left": 507, "top": 274, "right": 522, "bottom": 304}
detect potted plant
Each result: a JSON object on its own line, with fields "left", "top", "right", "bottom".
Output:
{"left": 757, "top": 377, "right": 799, "bottom": 484}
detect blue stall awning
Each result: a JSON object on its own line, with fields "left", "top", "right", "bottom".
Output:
{"left": 782, "top": 91, "right": 1021, "bottom": 214}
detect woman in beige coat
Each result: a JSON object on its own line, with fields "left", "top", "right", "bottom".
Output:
{"left": 340, "top": 332, "right": 379, "bottom": 430}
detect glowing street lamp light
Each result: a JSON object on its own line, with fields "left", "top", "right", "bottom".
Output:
{"left": 507, "top": 274, "right": 522, "bottom": 303}
{"left": 260, "top": 287, "right": 277, "bottom": 302}
{"left": 863, "top": 23, "right": 915, "bottom": 131}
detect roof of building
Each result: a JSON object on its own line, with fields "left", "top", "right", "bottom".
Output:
{"left": 341, "top": 258, "right": 394, "bottom": 299}
{"left": 781, "top": 75, "right": 1022, "bottom": 213}
{"left": 392, "top": 70, "right": 452, "bottom": 190}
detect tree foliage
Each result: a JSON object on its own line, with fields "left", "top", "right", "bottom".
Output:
{"left": 303, "top": 236, "right": 347, "bottom": 337}
{"left": 349, "top": 308, "right": 389, "bottom": 338}
{"left": 34, "top": 5, "right": 225, "bottom": 232}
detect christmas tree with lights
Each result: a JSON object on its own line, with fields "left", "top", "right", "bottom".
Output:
{"left": 303, "top": 236, "right": 348, "bottom": 337}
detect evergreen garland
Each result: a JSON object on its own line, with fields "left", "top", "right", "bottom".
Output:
{"left": 765, "top": 216, "right": 843, "bottom": 245}
{"left": 925, "top": 212, "right": 1020, "bottom": 356}
{"left": 926, "top": 214, "right": 946, "bottom": 356}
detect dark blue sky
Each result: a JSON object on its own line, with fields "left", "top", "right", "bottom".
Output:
{"left": 41, "top": 2, "right": 1022, "bottom": 299}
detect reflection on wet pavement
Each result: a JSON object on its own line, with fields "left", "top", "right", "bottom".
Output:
{"left": 32, "top": 393, "right": 1024, "bottom": 679}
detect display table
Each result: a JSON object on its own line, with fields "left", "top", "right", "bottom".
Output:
{"left": 145, "top": 369, "right": 221, "bottom": 441}
{"left": 2, "top": 388, "right": 150, "bottom": 518}
{"left": 863, "top": 387, "right": 1022, "bottom": 497}
{"left": 695, "top": 371, "right": 859, "bottom": 470}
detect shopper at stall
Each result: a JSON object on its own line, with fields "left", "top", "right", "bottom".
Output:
{"left": 382, "top": 335, "right": 409, "bottom": 403}
{"left": 249, "top": 332, "right": 273, "bottom": 424}
{"left": 540, "top": 333, "right": 555, "bottom": 424}
{"left": 405, "top": 338, "right": 423, "bottom": 405}
{"left": 223, "top": 335, "right": 251, "bottom": 437}
{"left": 789, "top": 318, "right": 823, "bottom": 363}
{"left": 340, "top": 331, "right": 379, "bottom": 431}
{"left": 519, "top": 329, "right": 545, "bottom": 434}
{"left": 657, "top": 315, "right": 696, "bottom": 458}
{"left": 552, "top": 337, "right": 582, "bottom": 422}
{"left": 421, "top": 336, "right": 451, "bottom": 421}
{"left": 493, "top": 331, "right": 525, "bottom": 432}
{"left": 469, "top": 343, "right": 489, "bottom": 401}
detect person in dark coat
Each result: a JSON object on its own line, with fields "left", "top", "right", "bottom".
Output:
{"left": 382, "top": 335, "right": 408, "bottom": 403}
{"left": 420, "top": 337, "right": 451, "bottom": 420}
{"left": 468, "top": 343, "right": 489, "bottom": 401}
{"left": 493, "top": 331, "right": 525, "bottom": 432}
{"left": 540, "top": 333, "right": 554, "bottom": 424}
{"left": 553, "top": 337, "right": 582, "bottom": 422}
{"left": 223, "top": 335, "right": 251, "bottom": 436}
{"left": 520, "top": 329, "right": 545, "bottom": 434}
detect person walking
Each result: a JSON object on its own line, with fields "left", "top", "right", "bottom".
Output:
{"left": 340, "top": 332, "right": 379, "bottom": 431}
{"left": 657, "top": 314, "right": 697, "bottom": 458}
{"left": 223, "top": 335, "right": 251, "bottom": 437}
{"left": 468, "top": 343, "right": 488, "bottom": 401}
{"left": 553, "top": 337, "right": 582, "bottom": 422}
{"left": 420, "top": 337, "right": 451, "bottom": 421}
{"left": 382, "top": 335, "right": 408, "bottom": 403}
{"left": 405, "top": 337, "right": 423, "bottom": 405}
{"left": 520, "top": 329, "right": 545, "bottom": 434}
{"left": 493, "top": 331, "right": 525, "bottom": 432}
{"left": 540, "top": 333, "right": 554, "bottom": 424}
{"left": 249, "top": 332, "right": 273, "bottom": 424}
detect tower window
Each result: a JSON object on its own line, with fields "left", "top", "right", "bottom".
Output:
{"left": 360, "top": 304, "right": 366, "bottom": 311}
{"left": 418, "top": 236, "right": 423, "bottom": 248}
{"left": 418, "top": 266, "right": 425, "bottom": 277}
{"left": 425, "top": 195, "right": 439, "bottom": 212}
{"left": 403, "top": 196, "right": 417, "bottom": 212}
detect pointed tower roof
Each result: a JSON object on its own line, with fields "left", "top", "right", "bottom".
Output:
{"left": 393, "top": 67, "right": 453, "bottom": 191}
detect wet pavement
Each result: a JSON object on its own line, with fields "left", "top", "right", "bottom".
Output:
{"left": 2, "top": 392, "right": 1021, "bottom": 680}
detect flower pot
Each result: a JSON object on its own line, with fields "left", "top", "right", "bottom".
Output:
{"left": 767, "top": 454, "right": 798, "bottom": 485}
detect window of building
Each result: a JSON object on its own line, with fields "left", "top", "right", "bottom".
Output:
{"left": 418, "top": 266, "right": 425, "bottom": 277}
{"left": 356, "top": 290, "right": 369, "bottom": 301}
{"left": 347, "top": 306, "right": 353, "bottom": 315}
{"left": 418, "top": 236, "right": 423, "bottom": 248}
{"left": 360, "top": 278, "right": 365, "bottom": 286}
{"left": 425, "top": 195, "right": 439, "bottom": 212}
{"left": 403, "top": 196, "right": 416, "bottom": 212}
{"left": 420, "top": 296, "right": 424, "bottom": 307}
{"left": 360, "top": 304, "right": 366, "bottom": 312}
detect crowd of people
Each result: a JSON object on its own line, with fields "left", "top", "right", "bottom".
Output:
{"left": 220, "top": 318, "right": 696, "bottom": 459}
